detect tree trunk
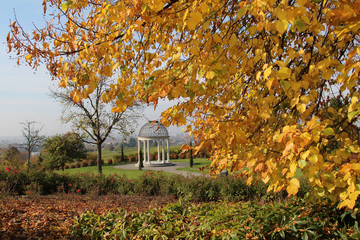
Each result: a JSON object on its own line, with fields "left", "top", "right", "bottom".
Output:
{"left": 190, "top": 141, "right": 193, "bottom": 168}
{"left": 97, "top": 142, "right": 103, "bottom": 174}
{"left": 27, "top": 151, "right": 31, "bottom": 171}
{"left": 121, "top": 143, "right": 124, "bottom": 162}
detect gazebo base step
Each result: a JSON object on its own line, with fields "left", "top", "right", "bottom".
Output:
{"left": 135, "top": 161, "right": 175, "bottom": 167}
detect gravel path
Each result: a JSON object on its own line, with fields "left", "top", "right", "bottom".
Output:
{"left": 114, "top": 161, "right": 206, "bottom": 177}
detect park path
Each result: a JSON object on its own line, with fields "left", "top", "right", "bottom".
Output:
{"left": 113, "top": 161, "right": 206, "bottom": 177}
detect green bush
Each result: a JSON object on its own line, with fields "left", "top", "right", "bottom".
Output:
{"left": 71, "top": 199, "right": 360, "bottom": 239}
{"left": 86, "top": 154, "right": 97, "bottom": 166}
{"left": 80, "top": 160, "right": 89, "bottom": 168}
{"left": 0, "top": 167, "right": 29, "bottom": 195}
{"left": 133, "top": 171, "right": 171, "bottom": 196}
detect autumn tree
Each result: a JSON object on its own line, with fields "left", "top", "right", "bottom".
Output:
{"left": 42, "top": 132, "right": 86, "bottom": 170}
{"left": 51, "top": 77, "right": 142, "bottom": 174}
{"left": 7, "top": 0, "right": 360, "bottom": 208}
{"left": 0, "top": 145, "right": 26, "bottom": 170}
{"left": 20, "top": 121, "right": 44, "bottom": 171}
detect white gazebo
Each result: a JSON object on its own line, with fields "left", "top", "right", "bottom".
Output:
{"left": 136, "top": 121, "right": 173, "bottom": 166}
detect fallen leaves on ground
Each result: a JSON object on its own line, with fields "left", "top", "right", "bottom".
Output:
{"left": 0, "top": 194, "right": 175, "bottom": 239}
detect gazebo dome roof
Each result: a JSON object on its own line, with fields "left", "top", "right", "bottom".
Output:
{"left": 139, "top": 121, "right": 169, "bottom": 138}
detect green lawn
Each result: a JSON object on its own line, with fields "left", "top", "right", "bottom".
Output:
{"left": 56, "top": 164, "right": 177, "bottom": 179}
{"left": 56, "top": 164, "right": 142, "bottom": 179}
{"left": 57, "top": 157, "right": 210, "bottom": 178}
{"left": 95, "top": 145, "right": 183, "bottom": 160}
{"left": 172, "top": 158, "right": 210, "bottom": 173}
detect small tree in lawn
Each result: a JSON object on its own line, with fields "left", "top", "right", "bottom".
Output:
{"left": 51, "top": 78, "right": 142, "bottom": 174}
{"left": 121, "top": 142, "right": 125, "bottom": 162}
{"left": 42, "top": 132, "right": 86, "bottom": 170}
{"left": 189, "top": 140, "right": 194, "bottom": 168}
{"left": 20, "top": 121, "right": 44, "bottom": 171}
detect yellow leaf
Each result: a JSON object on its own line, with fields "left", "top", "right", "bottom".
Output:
{"left": 101, "top": 65, "right": 113, "bottom": 77}
{"left": 352, "top": 163, "right": 360, "bottom": 172}
{"left": 264, "top": 66, "right": 272, "bottom": 79}
{"left": 237, "top": 8, "right": 247, "bottom": 19}
{"left": 25, "top": 54, "right": 32, "bottom": 61}
{"left": 265, "top": 78, "right": 273, "bottom": 91}
{"left": 291, "top": 97, "right": 299, "bottom": 108}
{"left": 287, "top": 178, "right": 300, "bottom": 196}
{"left": 322, "top": 128, "right": 335, "bottom": 136}
{"left": 296, "top": 103, "right": 306, "bottom": 113}
{"left": 112, "top": 104, "right": 127, "bottom": 113}
{"left": 200, "top": 2, "right": 209, "bottom": 13}
{"left": 58, "top": 78, "right": 68, "bottom": 88}
{"left": 206, "top": 71, "right": 216, "bottom": 79}
{"left": 187, "top": 11, "right": 202, "bottom": 30}
{"left": 276, "top": 20, "right": 289, "bottom": 34}
{"left": 246, "top": 176, "right": 253, "bottom": 186}
{"left": 70, "top": 90, "right": 82, "bottom": 103}
{"left": 349, "top": 145, "right": 360, "bottom": 153}
{"left": 277, "top": 67, "right": 291, "bottom": 80}
{"left": 300, "top": 95, "right": 310, "bottom": 104}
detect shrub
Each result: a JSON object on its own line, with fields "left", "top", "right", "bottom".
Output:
{"left": 107, "top": 159, "right": 113, "bottom": 165}
{"left": 133, "top": 171, "right": 171, "bottom": 196}
{"left": 64, "top": 165, "right": 70, "bottom": 169}
{"left": 75, "top": 162, "right": 81, "bottom": 168}
{"left": 113, "top": 154, "right": 121, "bottom": 163}
{"left": 86, "top": 154, "right": 97, "bottom": 166}
{"left": 80, "top": 161, "right": 89, "bottom": 168}
{"left": 178, "top": 153, "right": 186, "bottom": 159}
{"left": 0, "top": 167, "right": 29, "bottom": 195}
{"left": 70, "top": 164, "right": 76, "bottom": 169}
{"left": 72, "top": 199, "right": 360, "bottom": 240}
{"left": 128, "top": 155, "right": 137, "bottom": 162}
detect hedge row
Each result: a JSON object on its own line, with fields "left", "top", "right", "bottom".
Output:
{"left": 0, "top": 167, "right": 308, "bottom": 202}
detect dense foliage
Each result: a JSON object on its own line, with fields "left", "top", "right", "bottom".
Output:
{"left": 72, "top": 199, "right": 360, "bottom": 239}
{"left": 7, "top": 0, "right": 360, "bottom": 208}
{"left": 42, "top": 133, "right": 86, "bottom": 170}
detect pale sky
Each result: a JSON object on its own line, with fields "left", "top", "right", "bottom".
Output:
{"left": 0, "top": 0, "right": 181, "bottom": 138}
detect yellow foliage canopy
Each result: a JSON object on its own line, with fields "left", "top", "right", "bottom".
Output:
{"left": 7, "top": 0, "right": 360, "bottom": 208}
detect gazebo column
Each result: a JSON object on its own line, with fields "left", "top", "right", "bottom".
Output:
{"left": 162, "top": 140, "right": 165, "bottom": 163}
{"left": 166, "top": 139, "right": 170, "bottom": 163}
{"left": 157, "top": 140, "right": 161, "bottom": 162}
{"left": 137, "top": 140, "right": 141, "bottom": 165}
{"left": 147, "top": 140, "right": 150, "bottom": 163}
{"left": 143, "top": 140, "right": 147, "bottom": 163}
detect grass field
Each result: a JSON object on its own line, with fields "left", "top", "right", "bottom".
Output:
{"left": 95, "top": 145, "right": 183, "bottom": 160}
{"left": 57, "top": 164, "right": 142, "bottom": 179}
{"left": 56, "top": 164, "right": 175, "bottom": 179}
{"left": 57, "top": 158, "right": 211, "bottom": 178}
{"left": 172, "top": 158, "right": 210, "bottom": 173}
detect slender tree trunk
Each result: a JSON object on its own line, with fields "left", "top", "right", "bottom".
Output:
{"left": 121, "top": 143, "right": 124, "bottom": 162}
{"left": 190, "top": 140, "right": 193, "bottom": 168}
{"left": 27, "top": 151, "right": 31, "bottom": 171}
{"left": 97, "top": 142, "right": 103, "bottom": 174}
